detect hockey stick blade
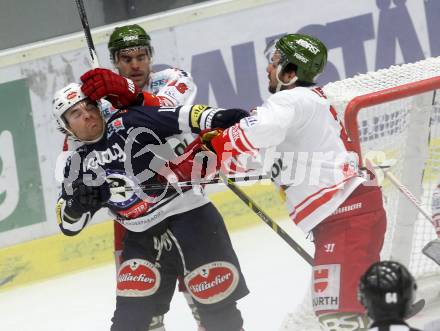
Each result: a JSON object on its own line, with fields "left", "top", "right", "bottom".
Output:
{"left": 422, "top": 238, "right": 440, "bottom": 266}
{"left": 405, "top": 298, "right": 425, "bottom": 319}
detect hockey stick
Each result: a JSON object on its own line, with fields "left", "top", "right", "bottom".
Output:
{"left": 219, "top": 173, "right": 314, "bottom": 265}
{"left": 108, "top": 174, "right": 269, "bottom": 194}
{"left": 74, "top": 0, "right": 100, "bottom": 68}
{"left": 367, "top": 158, "right": 440, "bottom": 266}
{"left": 221, "top": 171, "right": 429, "bottom": 318}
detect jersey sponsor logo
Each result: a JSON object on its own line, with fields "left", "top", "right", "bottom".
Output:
{"left": 157, "top": 96, "right": 175, "bottom": 107}
{"left": 167, "top": 80, "right": 189, "bottom": 94}
{"left": 341, "top": 159, "right": 358, "bottom": 179}
{"left": 163, "top": 88, "right": 180, "bottom": 103}
{"left": 190, "top": 105, "right": 210, "bottom": 129}
{"left": 296, "top": 38, "right": 320, "bottom": 54}
{"left": 118, "top": 200, "right": 151, "bottom": 219}
{"left": 116, "top": 259, "right": 160, "bottom": 297}
{"left": 172, "top": 82, "right": 189, "bottom": 94}
{"left": 108, "top": 118, "right": 125, "bottom": 138}
{"left": 116, "top": 208, "right": 164, "bottom": 229}
{"left": 150, "top": 78, "right": 168, "bottom": 90}
{"left": 312, "top": 264, "right": 340, "bottom": 311}
{"left": 184, "top": 261, "right": 239, "bottom": 304}
{"left": 84, "top": 143, "right": 126, "bottom": 171}
{"left": 100, "top": 101, "right": 119, "bottom": 120}
{"left": 172, "top": 68, "right": 189, "bottom": 77}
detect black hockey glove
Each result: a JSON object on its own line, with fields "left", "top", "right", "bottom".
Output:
{"left": 211, "top": 108, "right": 249, "bottom": 129}
{"left": 64, "top": 180, "right": 111, "bottom": 220}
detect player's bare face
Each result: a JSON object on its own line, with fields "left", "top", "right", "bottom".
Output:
{"left": 115, "top": 48, "right": 151, "bottom": 89}
{"left": 64, "top": 100, "right": 104, "bottom": 141}
{"left": 266, "top": 50, "right": 282, "bottom": 94}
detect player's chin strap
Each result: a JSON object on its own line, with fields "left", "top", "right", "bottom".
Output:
{"left": 275, "top": 65, "right": 298, "bottom": 92}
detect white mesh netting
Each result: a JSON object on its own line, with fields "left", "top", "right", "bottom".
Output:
{"left": 324, "top": 57, "right": 440, "bottom": 278}
{"left": 281, "top": 57, "right": 440, "bottom": 330}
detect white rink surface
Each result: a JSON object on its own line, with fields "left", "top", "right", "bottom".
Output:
{"left": 0, "top": 221, "right": 439, "bottom": 331}
{"left": 0, "top": 221, "right": 313, "bottom": 331}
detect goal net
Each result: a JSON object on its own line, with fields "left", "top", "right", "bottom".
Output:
{"left": 281, "top": 56, "right": 440, "bottom": 330}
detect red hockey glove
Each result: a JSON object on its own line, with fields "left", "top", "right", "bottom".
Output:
{"left": 156, "top": 132, "right": 221, "bottom": 187}
{"left": 141, "top": 91, "right": 161, "bottom": 106}
{"left": 80, "top": 68, "right": 143, "bottom": 108}
{"left": 199, "top": 125, "right": 258, "bottom": 174}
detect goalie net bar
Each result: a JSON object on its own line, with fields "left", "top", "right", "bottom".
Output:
{"left": 282, "top": 56, "right": 440, "bottom": 330}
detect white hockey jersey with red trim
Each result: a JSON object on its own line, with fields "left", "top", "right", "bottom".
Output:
{"left": 146, "top": 68, "right": 197, "bottom": 107}
{"left": 234, "top": 87, "right": 365, "bottom": 232}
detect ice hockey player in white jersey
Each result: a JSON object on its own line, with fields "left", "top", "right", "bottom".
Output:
{"left": 64, "top": 24, "right": 202, "bottom": 331}
{"left": 173, "top": 34, "right": 388, "bottom": 330}
{"left": 358, "top": 260, "right": 422, "bottom": 331}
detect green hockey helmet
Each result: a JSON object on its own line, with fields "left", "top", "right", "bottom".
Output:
{"left": 108, "top": 24, "right": 153, "bottom": 62}
{"left": 275, "top": 34, "right": 327, "bottom": 83}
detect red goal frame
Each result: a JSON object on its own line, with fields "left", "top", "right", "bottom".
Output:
{"left": 343, "top": 76, "right": 440, "bottom": 167}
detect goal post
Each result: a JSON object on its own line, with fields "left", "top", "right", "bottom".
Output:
{"left": 324, "top": 57, "right": 440, "bottom": 286}
{"left": 344, "top": 76, "right": 440, "bottom": 168}
{"left": 282, "top": 57, "right": 440, "bottom": 331}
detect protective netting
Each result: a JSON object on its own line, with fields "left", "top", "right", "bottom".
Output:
{"left": 323, "top": 57, "right": 440, "bottom": 112}
{"left": 323, "top": 57, "right": 440, "bottom": 279}
{"left": 282, "top": 57, "right": 440, "bottom": 331}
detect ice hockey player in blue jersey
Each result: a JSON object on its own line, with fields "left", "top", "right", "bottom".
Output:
{"left": 53, "top": 81, "right": 249, "bottom": 331}
{"left": 358, "top": 260, "right": 422, "bottom": 331}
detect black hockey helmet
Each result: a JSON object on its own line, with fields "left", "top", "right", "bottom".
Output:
{"left": 358, "top": 260, "right": 417, "bottom": 321}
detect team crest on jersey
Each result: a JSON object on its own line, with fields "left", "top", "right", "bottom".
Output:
{"left": 312, "top": 264, "right": 340, "bottom": 311}
{"left": 117, "top": 259, "right": 160, "bottom": 297}
{"left": 106, "top": 171, "right": 140, "bottom": 208}
{"left": 108, "top": 118, "right": 125, "bottom": 138}
{"left": 184, "top": 261, "right": 239, "bottom": 304}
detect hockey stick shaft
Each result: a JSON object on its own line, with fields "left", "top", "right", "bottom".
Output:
{"left": 367, "top": 158, "right": 440, "bottom": 265}
{"left": 367, "top": 159, "right": 433, "bottom": 223}
{"left": 74, "top": 0, "right": 100, "bottom": 68}
{"left": 383, "top": 170, "right": 433, "bottom": 222}
{"left": 219, "top": 174, "right": 314, "bottom": 265}
{"left": 109, "top": 174, "right": 269, "bottom": 194}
